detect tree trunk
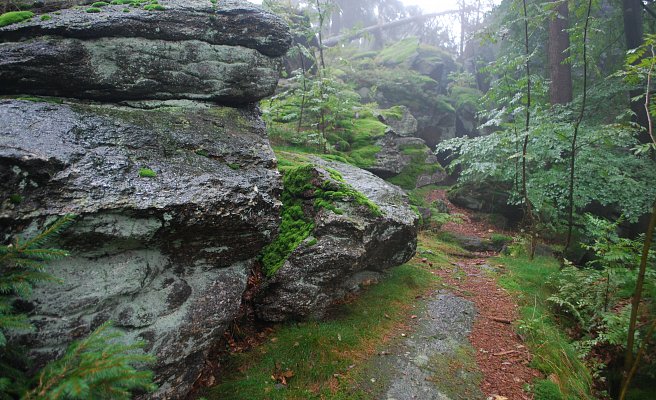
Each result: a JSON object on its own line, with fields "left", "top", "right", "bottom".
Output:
{"left": 623, "top": 0, "right": 650, "bottom": 140}
{"left": 548, "top": 0, "right": 573, "bottom": 105}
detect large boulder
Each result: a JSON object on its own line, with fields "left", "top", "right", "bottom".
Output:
{"left": 0, "top": 0, "right": 292, "bottom": 104}
{"left": 255, "top": 157, "right": 418, "bottom": 322}
{"left": 0, "top": 99, "right": 282, "bottom": 398}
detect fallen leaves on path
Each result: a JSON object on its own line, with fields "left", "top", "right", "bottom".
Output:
{"left": 430, "top": 189, "right": 541, "bottom": 400}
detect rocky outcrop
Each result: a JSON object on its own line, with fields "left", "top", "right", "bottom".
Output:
{"left": 0, "top": 99, "right": 282, "bottom": 398}
{"left": 0, "top": 0, "right": 292, "bottom": 104}
{"left": 447, "top": 183, "right": 522, "bottom": 224}
{"left": 366, "top": 107, "right": 447, "bottom": 188}
{"left": 256, "top": 157, "right": 418, "bottom": 322}
{"left": 0, "top": 0, "right": 292, "bottom": 397}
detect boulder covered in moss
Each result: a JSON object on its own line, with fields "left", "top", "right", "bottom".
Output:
{"left": 0, "top": 99, "right": 282, "bottom": 398}
{"left": 255, "top": 157, "right": 418, "bottom": 322}
{"left": 347, "top": 37, "right": 459, "bottom": 149}
{"left": 0, "top": 0, "right": 291, "bottom": 104}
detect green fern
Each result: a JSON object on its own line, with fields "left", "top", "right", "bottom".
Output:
{"left": 0, "top": 216, "right": 156, "bottom": 399}
{"left": 24, "top": 322, "right": 156, "bottom": 400}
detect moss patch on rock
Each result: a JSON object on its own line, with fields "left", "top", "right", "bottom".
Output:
{"left": 0, "top": 11, "right": 33, "bottom": 27}
{"left": 262, "top": 161, "right": 382, "bottom": 276}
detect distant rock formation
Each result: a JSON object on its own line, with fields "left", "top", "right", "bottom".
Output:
{"left": 367, "top": 106, "right": 447, "bottom": 188}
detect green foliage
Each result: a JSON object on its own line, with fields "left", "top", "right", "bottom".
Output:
{"left": 85, "top": 7, "right": 102, "bottom": 13}
{"left": 40, "top": 14, "right": 51, "bottom": 21}
{"left": 24, "top": 323, "right": 156, "bottom": 400}
{"left": 0, "top": 216, "right": 156, "bottom": 399}
{"left": 437, "top": 108, "right": 656, "bottom": 229}
{"left": 91, "top": 1, "right": 109, "bottom": 6}
{"left": 138, "top": 168, "right": 157, "bottom": 178}
{"left": 0, "top": 11, "right": 33, "bottom": 27}
{"left": 376, "top": 37, "right": 419, "bottom": 65}
{"left": 533, "top": 379, "right": 564, "bottom": 400}
{"left": 497, "top": 254, "right": 595, "bottom": 400}
{"left": 546, "top": 215, "right": 655, "bottom": 358}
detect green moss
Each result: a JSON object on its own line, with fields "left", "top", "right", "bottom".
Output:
{"left": 376, "top": 37, "right": 420, "bottom": 66}
{"left": 138, "top": 168, "right": 157, "bottom": 178}
{"left": 91, "top": 1, "right": 109, "bottom": 6}
{"left": 0, "top": 11, "right": 34, "bottom": 27}
{"left": 261, "top": 166, "right": 316, "bottom": 276}
{"left": 533, "top": 379, "right": 564, "bottom": 400}
{"left": 143, "top": 4, "right": 165, "bottom": 10}
{"left": 387, "top": 145, "right": 445, "bottom": 190}
{"left": 380, "top": 105, "right": 405, "bottom": 120}
{"left": 122, "top": 7, "right": 130, "bottom": 11}
{"left": 227, "top": 163, "right": 240, "bottom": 170}
{"left": 8, "top": 194, "right": 23, "bottom": 204}
{"left": 85, "top": 7, "right": 102, "bottom": 13}
{"left": 39, "top": 14, "right": 51, "bottom": 21}
{"left": 195, "top": 149, "right": 209, "bottom": 157}
{"left": 262, "top": 164, "right": 382, "bottom": 276}
{"left": 490, "top": 233, "right": 513, "bottom": 248}
{"left": 450, "top": 86, "right": 482, "bottom": 110}
{"left": 348, "top": 145, "right": 381, "bottom": 168}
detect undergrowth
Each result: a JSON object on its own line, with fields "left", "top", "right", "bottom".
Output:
{"left": 496, "top": 253, "right": 596, "bottom": 400}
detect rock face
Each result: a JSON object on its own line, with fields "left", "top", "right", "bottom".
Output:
{"left": 0, "top": 0, "right": 291, "bottom": 104}
{"left": 367, "top": 107, "right": 447, "bottom": 188}
{"left": 256, "top": 157, "right": 419, "bottom": 322}
{"left": 0, "top": 99, "right": 282, "bottom": 398}
{"left": 0, "top": 0, "right": 292, "bottom": 398}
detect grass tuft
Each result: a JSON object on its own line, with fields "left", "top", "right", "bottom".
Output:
{"left": 496, "top": 254, "right": 595, "bottom": 400}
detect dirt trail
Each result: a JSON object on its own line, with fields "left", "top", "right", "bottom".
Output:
{"left": 367, "top": 190, "right": 540, "bottom": 400}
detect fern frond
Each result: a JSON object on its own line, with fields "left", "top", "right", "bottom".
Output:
{"left": 22, "top": 215, "right": 76, "bottom": 250}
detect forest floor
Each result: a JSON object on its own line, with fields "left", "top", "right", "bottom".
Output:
{"left": 357, "top": 189, "right": 541, "bottom": 400}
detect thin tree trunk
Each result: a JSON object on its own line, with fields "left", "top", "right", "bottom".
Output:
{"left": 521, "top": 0, "right": 535, "bottom": 259}
{"left": 620, "top": 317, "right": 656, "bottom": 400}
{"left": 296, "top": 44, "right": 307, "bottom": 134}
{"left": 315, "top": 0, "right": 326, "bottom": 70}
{"left": 564, "top": 0, "right": 592, "bottom": 252}
{"left": 623, "top": 0, "right": 650, "bottom": 140}
{"left": 621, "top": 200, "right": 656, "bottom": 395}
{"left": 548, "top": 0, "right": 573, "bottom": 104}
{"left": 322, "top": 10, "right": 460, "bottom": 47}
